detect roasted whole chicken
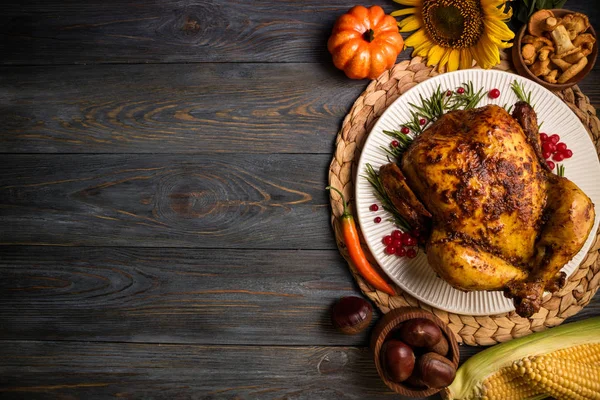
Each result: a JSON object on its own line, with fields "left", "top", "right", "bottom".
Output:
{"left": 380, "top": 102, "right": 595, "bottom": 317}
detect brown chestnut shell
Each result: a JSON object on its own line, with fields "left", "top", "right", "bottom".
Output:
{"left": 381, "top": 339, "right": 415, "bottom": 382}
{"left": 331, "top": 296, "right": 373, "bottom": 335}
{"left": 414, "top": 352, "right": 456, "bottom": 389}
{"left": 428, "top": 335, "right": 449, "bottom": 356}
{"left": 399, "top": 318, "right": 443, "bottom": 348}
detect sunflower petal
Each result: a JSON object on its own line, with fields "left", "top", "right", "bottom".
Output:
{"left": 405, "top": 28, "right": 428, "bottom": 48}
{"left": 391, "top": 7, "right": 418, "bottom": 17}
{"left": 413, "top": 41, "right": 433, "bottom": 57}
{"left": 481, "top": 0, "right": 506, "bottom": 8}
{"left": 459, "top": 48, "right": 473, "bottom": 70}
{"left": 392, "top": 0, "right": 423, "bottom": 6}
{"left": 447, "top": 49, "right": 460, "bottom": 72}
{"left": 484, "top": 18, "right": 515, "bottom": 41}
{"left": 398, "top": 15, "right": 422, "bottom": 32}
{"left": 426, "top": 45, "right": 447, "bottom": 67}
{"left": 472, "top": 35, "right": 501, "bottom": 69}
{"left": 412, "top": 35, "right": 434, "bottom": 57}
{"left": 438, "top": 48, "right": 453, "bottom": 70}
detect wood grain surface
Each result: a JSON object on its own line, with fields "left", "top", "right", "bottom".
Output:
{"left": 0, "top": 154, "right": 335, "bottom": 248}
{"left": 0, "top": 1, "right": 596, "bottom": 65}
{"left": 0, "top": 64, "right": 366, "bottom": 153}
{"left": 1, "top": 0, "right": 599, "bottom": 398}
{"left": 0, "top": 341, "right": 392, "bottom": 399}
{"left": 0, "top": 0, "right": 393, "bottom": 65}
{"left": 0, "top": 246, "right": 369, "bottom": 345}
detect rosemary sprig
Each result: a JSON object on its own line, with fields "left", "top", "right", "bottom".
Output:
{"left": 557, "top": 164, "right": 565, "bottom": 177}
{"left": 511, "top": 80, "right": 533, "bottom": 105}
{"left": 448, "top": 81, "right": 486, "bottom": 111}
{"left": 382, "top": 130, "right": 414, "bottom": 159}
{"left": 364, "top": 163, "right": 412, "bottom": 232}
{"left": 402, "top": 82, "right": 485, "bottom": 135}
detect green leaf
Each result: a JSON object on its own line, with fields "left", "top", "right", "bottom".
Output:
{"left": 538, "top": 0, "right": 552, "bottom": 9}
{"left": 554, "top": 0, "right": 568, "bottom": 8}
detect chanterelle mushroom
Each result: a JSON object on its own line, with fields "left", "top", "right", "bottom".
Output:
{"left": 538, "top": 46, "right": 555, "bottom": 61}
{"left": 558, "top": 56, "right": 588, "bottom": 83}
{"left": 522, "top": 44, "right": 537, "bottom": 65}
{"left": 551, "top": 25, "right": 576, "bottom": 56}
{"left": 573, "top": 33, "right": 596, "bottom": 56}
{"left": 563, "top": 13, "right": 590, "bottom": 40}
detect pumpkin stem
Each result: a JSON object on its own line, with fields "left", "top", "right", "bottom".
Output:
{"left": 364, "top": 29, "right": 375, "bottom": 42}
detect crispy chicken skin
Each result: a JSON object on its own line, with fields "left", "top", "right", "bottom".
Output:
{"left": 381, "top": 103, "right": 595, "bottom": 317}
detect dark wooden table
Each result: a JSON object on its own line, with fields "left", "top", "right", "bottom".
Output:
{"left": 1, "top": 1, "right": 599, "bottom": 398}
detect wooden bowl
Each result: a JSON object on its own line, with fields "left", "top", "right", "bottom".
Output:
{"left": 370, "top": 307, "right": 460, "bottom": 398}
{"left": 512, "top": 9, "right": 597, "bottom": 91}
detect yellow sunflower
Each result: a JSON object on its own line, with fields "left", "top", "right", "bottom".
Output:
{"left": 392, "top": 0, "right": 514, "bottom": 71}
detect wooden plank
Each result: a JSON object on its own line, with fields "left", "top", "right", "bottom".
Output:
{"left": 0, "top": 341, "right": 407, "bottom": 399}
{"left": 0, "top": 341, "right": 495, "bottom": 400}
{"left": 0, "top": 246, "right": 373, "bottom": 345}
{"left": 1, "top": 0, "right": 596, "bottom": 66}
{"left": 0, "top": 63, "right": 366, "bottom": 154}
{"left": 0, "top": 0, "right": 596, "bottom": 66}
{"left": 0, "top": 154, "right": 338, "bottom": 248}
{"left": 1, "top": 64, "right": 599, "bottom": 155}
{"left": 0, "top": 0, "right": 403, "bottom": 65}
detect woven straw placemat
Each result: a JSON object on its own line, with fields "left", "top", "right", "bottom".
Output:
{"left": 328, "top": 56, "right": 600, "bottom": 346}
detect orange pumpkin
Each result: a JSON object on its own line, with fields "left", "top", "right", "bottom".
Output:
{"left": 328, "top": 5, "right": 404, "bottom": 80}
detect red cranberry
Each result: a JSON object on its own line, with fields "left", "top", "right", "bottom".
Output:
{"left": 547, "top": 160, "right": 555, "bottom": 170}
{"left": 401, "top": 126, "right": 410, "bottom": 134}
{"left": 549, "top": 134, "right": 560, "bottom": 144}
{"left": 392, "top": 238, "right": 403, "bottom": 248}
{"left": 556, "top": 142, "right": 567, "bottom": 152}
{"left": 542, "top": 142, "right": 556, "bottom": 153}
{"left": 396, "top": 247, "right": 406, "bottom": 257}
{"left": 419, "top": 118, "right": 427, "bottom": 125}
{"left": 374, "top": 217, "right": 382, "bottom": 223}
{"left": 403, "top": 235, "right": 417, "bottom": 246}
{"left": 564, "top": 149, "right": 573, "bottom": 158}
{"left": 540, "top": 133, "right": 548, "bottom": 142}
{"left": 392, "top": 230, "right": 403, "bottom": 240}
{"left": 382, "top": 235, "right": 393, "bottom": 246}
{"left": 385, "top": 246, "right": 396, "bottom": 255}
{"left": 457, "top": 87, "right": 465, "bottom": 94}
{"left": 542, "top": 151, "right": 552, "bottom": 159}
{"left": 391, "top": 140, "right": 399, "bottom": 148}
{"left": 446, "top": 90, "right": 452, "bottom": 97}
{"left": 488, "top": 88, "right": 500, "bottom": 99}
{"left": 370, "top": 204, "right": 379, "bottom": 212}
{"left": 406, "top": 248, "right": 417, "bottom": 258}
{"left": 553, "top": 152, "right": 565, "bottom": 162}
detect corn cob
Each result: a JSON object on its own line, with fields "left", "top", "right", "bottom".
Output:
{"left": 443, "top": 317, "right": 600, "bottom": 400}
{"left": 513, "top": 355, "right": 600, "bottom": 400}
{"left": 480, "top": 366, "right": 542, "bottom": 400}
{"left": 550, "top": 342, "right": 600, "bottom": 365}
{"left": 477, "top": 342, "right": 600, "bottom": 399}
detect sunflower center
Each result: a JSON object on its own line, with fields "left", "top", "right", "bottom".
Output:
{"left": 422, "top": 0, "right": 484, "bottom": 48}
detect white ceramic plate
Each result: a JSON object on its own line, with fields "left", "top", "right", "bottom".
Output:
{"left": 355, "top": 69, "right": 600, "bottom": 316}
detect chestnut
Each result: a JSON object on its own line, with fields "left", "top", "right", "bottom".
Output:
{"left": 428, "top": 335, "right": 449, "bottom": 356}
{"left": 403, "top": 373, "right": 428, "bottom": 389}
{"left": 331, "top": 296, "right": 373, "bottom": 334}
{"left": 399, "top": 318, "right": 443, "bottom": 348}
{"left": 381, "top": 339, "right": 415, "bottom": 383}
{"left": 414, "top": 352, "right": 456, "bottom": 388}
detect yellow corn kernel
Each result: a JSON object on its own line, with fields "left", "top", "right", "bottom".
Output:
{"left": 547, "top": 343, "right": 600, "bottom": 365}
{"left": 513, "top": 355, "right": 600, "bottom": 400}
{"left": 480, "top": 366, "right": 543, "bottom": 400}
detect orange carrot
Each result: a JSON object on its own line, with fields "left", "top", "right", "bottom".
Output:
{"left": 327, "top": 186, "right": 396, "bottom": 296}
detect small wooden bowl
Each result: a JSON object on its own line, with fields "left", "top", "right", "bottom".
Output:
{"left": 512, "top": 9, "right": 598, "bottom": 91}
{"left": 370, "top": 307, "right": 460, "bottom": 398}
